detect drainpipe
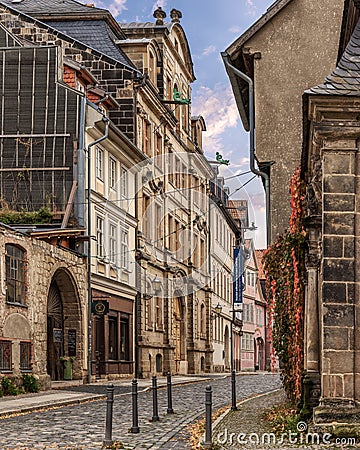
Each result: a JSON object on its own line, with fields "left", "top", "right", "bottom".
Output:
{"left": 221, "top": 53, "right": 271, "bottom": 247}
{"left": 86, "top": 115, "right": 109, "bottom": 384}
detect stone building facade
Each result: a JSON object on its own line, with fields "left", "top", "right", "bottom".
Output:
{"left": 0, "top": 224, "right": 87, "bottom": 388}
{"left": 224, "top": 0, "right": 344, "bottom": 241}
{"left": 302, "top": 5, "right": 360, "bottom": 429}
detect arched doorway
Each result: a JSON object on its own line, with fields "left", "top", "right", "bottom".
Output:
{"left": 47, "top": 269, "right": 83, "bottom": 381}
{"left": 47, "top": 280, "right": 64, "bottom": 380}
{"left": 224, "top": 325, "right": 230, "bottom": 371}
{"left": 173, "top": 296, "right": 185, "bottom": 374}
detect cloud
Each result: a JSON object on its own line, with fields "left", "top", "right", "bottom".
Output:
{"left": 229, "top": 26, "right": 242, "bottom": 34}
{"left": 192, "top": 84, "right": 239, "bottom": 155}
{"left": 246, "top": 0, "right": 257, "bottom": 16}
{"left": 107, "top": 0, "right": 127, "bottom": 17}
{"left": 202, "top": 45, "right": 217, "bottom": 56}
{"left": 152, "top": 0, "right": 167, "bottom": 12}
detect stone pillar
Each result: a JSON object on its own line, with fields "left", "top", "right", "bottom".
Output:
{"left": 314, "top": 139, "right": 358, "bottom": 429}
{"left": 302, "top": 222, "right": 321, "bottom": 415}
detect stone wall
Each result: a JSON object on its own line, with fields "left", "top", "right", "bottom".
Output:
{"left": 0, "top": 225, "right": 87, "bottom": 388}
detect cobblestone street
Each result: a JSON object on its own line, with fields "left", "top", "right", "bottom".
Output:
{"left": 0, "top": 374, "right": 280, "bottom": 449}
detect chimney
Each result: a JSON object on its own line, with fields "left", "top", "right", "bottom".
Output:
{"left": 153, "top": 7, "right": 166, "bottom": 25}
{"left": 170, "top": 9, "right": 182, "bottom": 23}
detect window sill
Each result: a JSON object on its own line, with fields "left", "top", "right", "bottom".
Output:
{"left": 6, "top": 301, "right": 28, "bottom": 309}
{"left": 0, "top": 370, "right": 13, "bottom": 374}
{"left": 20, "top": 369, "right": 33, "bottom": 373}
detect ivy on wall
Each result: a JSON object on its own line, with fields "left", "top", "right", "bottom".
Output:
{"left": 263, "top": 168, "right": 306, "bottom": 405}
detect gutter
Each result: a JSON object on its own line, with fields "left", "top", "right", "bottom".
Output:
{"left": 86, "top": 116, "right": 109, "bottom": 384}
{"left": 221, "top": 52, "right": 271, "bottom": 247}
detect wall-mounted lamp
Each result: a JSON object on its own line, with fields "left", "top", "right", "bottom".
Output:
{"left": 143, "top": 276, "right": 162, "bottom": 300}
{"left": 211, "top": 303, "right": 223, "bottom": 320}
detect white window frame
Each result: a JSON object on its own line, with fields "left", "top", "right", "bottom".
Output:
{"left": 109, "top": 223, "right": 117, "bottom": 265}
{"left": 120, "top": 230, "right": 129, "bottom": 270}
{"left": 109, "top": 156, "right": 117, "bottom": 191}
{"left": 120, "top": 166, "right": 128, "bottom": 199}
{"left": 96, "top": 216, "right": 104, "bottom": 258}
{"left": 95, "top": 146, "right": 104, "bottom": 180}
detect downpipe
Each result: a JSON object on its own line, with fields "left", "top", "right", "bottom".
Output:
{"left": 221, "top": 52, "right": 271, "bottom": 247}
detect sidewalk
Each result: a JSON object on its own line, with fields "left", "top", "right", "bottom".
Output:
{"left": 0, "top": 374, "right": 225, "bottom": 419}
{"left": 209, "top": 389, "right": 360, "bottom": 449}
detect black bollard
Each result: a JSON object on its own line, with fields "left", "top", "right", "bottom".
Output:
{"left": 130, "top": 378, "right": 140, "bottom": 433}
{"left": 231, "top": 369, "right": 237, "bottom": 411}
{"left": 151, "top": 375, "right": 160, "bottom": 422}
{"left": 204, "top": 385, "right": 212, "bottom": 448}
{"left": 166, "top": 372, "right": 174, "bottom": 414}
{"left": 103, "top": 383, "right": 114, "bottom": 446}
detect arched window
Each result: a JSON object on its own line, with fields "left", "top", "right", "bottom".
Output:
{"left": 5, "top": 244, "right": 26, "bottom": 304}
{"left": 149, "top": 50, "right": 157, "bottom": 87}
{"left": 200, "top": 303, "right": 206, "bottom": 336}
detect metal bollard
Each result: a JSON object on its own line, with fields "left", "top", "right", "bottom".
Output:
{"left": 166, "top": 371, "right": 174, "bottom": 414}
{"left": 130, "top": 378, "right": 140, "bottom": 433}
{"left": 204, "top": 385, "right": 212, "bottom": 447}
{"left": 231, "top": 369, "right": 237, "bottom": 411}
{"left": 151, "top": 375, "right": 160, "bottom": 422}
{"left": 103, "top": 383, "right": 114, "bottom": 446}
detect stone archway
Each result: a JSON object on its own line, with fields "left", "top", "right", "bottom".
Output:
{"left": 47, "top": 268, "right": 83, "bottom": 381}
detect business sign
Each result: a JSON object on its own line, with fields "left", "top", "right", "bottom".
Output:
{"left": 233, "top": 247, "right": 243, "bottom": 310}
{"left": 92, "top": 300, "right": 109, "bottom": 316}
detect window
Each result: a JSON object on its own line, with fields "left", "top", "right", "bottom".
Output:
{"left": 155, "top": 203, "right": 163, "bottom": 243}
{"left": 149, "top": 51, "right": 157, "bottom": 86}
{"left": 241, "top": 333, "right": 254, "bottom": 352}
{"left": 143, "top": 120, "right": 151, "bottom": 156}
{"left": 120, "top": 230, "right": 129, "bottom": 270}
{"left": 156, "top": 133, "right": 162, "bottom": 156}
{"left": 20, "top": 341, "right": 32, "bottom": 371}
{"left": 109, "top": 223, "right": 117, "bottom": 265}
{"left": 0, "top": 340, "right": 12, "bottom": 371}
{"left": 143, "top": 196, "right": 151, "bottom": 238}
{"left": 120, "top": 166, "right": 128, "bottom": 199}
{"left": 5, "top": 244, "right": 26, "bottom": 304}
{"left": 120, "top": 316, "right": 130, "bottom": 360}
{"left": 108, "top": 315, "right": 118, "bottom": 360}
{"left": 243, "top": 304, "right": 254, "bottom": 323}
{"left": 96, "top": 216, "right": 104, "bottom": 258}
{"left": 155, "top": 296, "right": 163, "bottom": 330}
{"left": 96, "top": 146, "right": 104, "bottom": 180}
{"left": 200, "top": 303, "right": 206, "bottom": 336}
{"left": 109, "top": 157, "right": 117, "bottom": 190}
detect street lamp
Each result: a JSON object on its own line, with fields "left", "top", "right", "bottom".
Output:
{"left": 211, "top": 303, "right": 223, "bottom": 320}
{"left": 143, "top": 276, "right": 162, "bottom": 300}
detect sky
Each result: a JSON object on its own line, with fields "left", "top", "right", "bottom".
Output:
{"left": 91, "top": 0, "right": 276, "bottom": 248}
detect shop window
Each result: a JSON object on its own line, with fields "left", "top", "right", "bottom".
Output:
{"left": 20, "top": 341, "right": 32, "bottom": 371}
{"left": 120, "top": 316, "right": 130, "bottom": 361}
{"left": 108, "top": 316, "right": 118, "bottom": 360}
{"left": 5, "top": 244, "right": 26, "bottom": 305}
{"left": 0, "top": 340, "right": 12, "bottom": 371}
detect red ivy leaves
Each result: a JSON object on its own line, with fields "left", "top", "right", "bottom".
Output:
{"left": 263, "top": 167, "right": 306, "bottom": 405}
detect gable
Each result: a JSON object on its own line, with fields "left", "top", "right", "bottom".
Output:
{"left": 0, "top": 22, "right": 21, "bottom": 47}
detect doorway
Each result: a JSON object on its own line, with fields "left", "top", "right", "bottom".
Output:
{"left": 47, "top": 281, "right": 64, "bottom": 380}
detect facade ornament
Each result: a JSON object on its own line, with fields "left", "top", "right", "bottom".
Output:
{"left": 153, "top": 7, "right": 166, "bottom": 25}
{"left": 305, "top": 154, "right": 322, "bottom": 216}
{"left": 170, "top": 9, "right": 182, "bottom": 23}
{"left": 215, "top": 152, "right": 230, "bottom": 165}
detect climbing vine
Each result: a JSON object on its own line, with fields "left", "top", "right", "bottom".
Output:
{"left": 263, "top": 168, "right": 306, "bottom": 405}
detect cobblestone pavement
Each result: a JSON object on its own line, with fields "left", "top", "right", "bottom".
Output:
{"left": 213, "top": 389, "right": 360, "bottom": 449}
{"left": 0, "top": 373, "right": 280, "bottom": 450}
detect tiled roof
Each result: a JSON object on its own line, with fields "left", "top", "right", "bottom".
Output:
{"left": 0, "top": 0, "right": 105, "bottom": 15}
{"left": 227, "top": 199, "right": 249, "bottom": 227}
{"left": 307, "top": 18, "right": 360, "bottom": 95}
{"left": 47, "top": 20, "right": 135, "bottom": 67}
